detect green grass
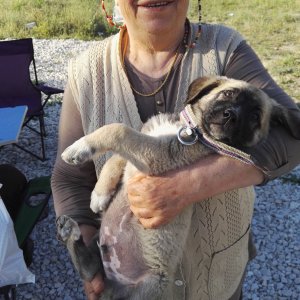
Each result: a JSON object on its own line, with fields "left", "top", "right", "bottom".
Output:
{"left": 190, "top": 0, "right": 300, "bottom": 102}
{"left": 0, "top": 0, "right": 299, "bottom": 102}
{"left": 0, "top": 0, "right": 117, "bottom": 40}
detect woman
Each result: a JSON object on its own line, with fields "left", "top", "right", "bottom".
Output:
{"left": 51, "top": 1, "right": 300, "bottom": 299}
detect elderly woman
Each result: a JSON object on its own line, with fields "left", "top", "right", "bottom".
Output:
{"left": 51, "top": 0, "right": 300, "bottom": 299}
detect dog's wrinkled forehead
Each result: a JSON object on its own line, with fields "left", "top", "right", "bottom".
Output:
{"left": 186, "top": 76, "right": 258, "bottom": 106}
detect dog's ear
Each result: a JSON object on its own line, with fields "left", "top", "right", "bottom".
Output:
{"left": 271, "top": 104, "right": 300, "bottom": 139}
{"left": 186, "top": 76, "right": 223, "bottom": 104}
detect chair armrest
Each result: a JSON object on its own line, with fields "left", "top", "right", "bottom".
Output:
{"left": 35, "top": 84, "right": 64, "bottom": 96}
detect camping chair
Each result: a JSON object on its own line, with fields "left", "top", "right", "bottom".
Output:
{"left": 0, "top": 172, "right": 52, "bottom": 300}
{"left": 0, "top": 38, "right": 64, "bottom": 161}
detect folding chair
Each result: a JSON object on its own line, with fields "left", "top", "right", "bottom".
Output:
{"left": 0, "top": 166, "right": 52, "bottom": 300}
{"left": 0, "top": 38, "right": 64, "bottom": 161}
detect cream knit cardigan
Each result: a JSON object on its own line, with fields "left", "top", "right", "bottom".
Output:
{"left": 68, "top": 23, "right": 255, "bottom": 300}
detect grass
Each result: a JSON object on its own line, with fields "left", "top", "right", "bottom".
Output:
{"left": 0, "top": 0, "right": 117, "bottom": 40}
{"left": 190, "top": 0, "right": 300, "bottom": 102}
{"left": 0, "top": 0, "right": 299, "bottom": 102}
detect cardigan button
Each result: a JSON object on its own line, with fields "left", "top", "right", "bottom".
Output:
{"left": 156, "top": 100, "right": 163, "bottom": 106}
{"left": 174, "top": 280, "right": 183, "bottom": 286}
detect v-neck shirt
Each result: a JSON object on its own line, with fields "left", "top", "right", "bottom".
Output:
{"left": 124, "top": 46, "right": 186, "bottom": 122}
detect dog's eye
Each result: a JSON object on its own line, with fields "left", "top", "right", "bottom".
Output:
{"left": 222, "top": 90, "right": 234, "bottom": 98}
{"left": 250, "top": 111, "right": 260, "bottom": 121}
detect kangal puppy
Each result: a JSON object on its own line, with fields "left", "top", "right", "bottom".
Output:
{"left": 58, "top": 76, "right": 300, "bottom": 300}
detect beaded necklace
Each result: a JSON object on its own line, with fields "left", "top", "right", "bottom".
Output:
{"left": 188, "top": 0, "right": 202, "bottom": 49}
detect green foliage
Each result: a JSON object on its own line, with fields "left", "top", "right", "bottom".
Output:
{"left": 0, "top": 0, "right": 298, "bottom": 101}
{"left": 0, "top": 0, "right": 118, "bottom": 40}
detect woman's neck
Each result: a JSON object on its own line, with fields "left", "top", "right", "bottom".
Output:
{"left": 123, "top": 26, "right": 185, "bottom": 79}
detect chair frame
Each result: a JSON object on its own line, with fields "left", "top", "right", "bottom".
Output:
{"left": 0, "top": 175, "right": 52, "bottom": 300}
{"left": 0, "top": 38, "right": 64, "bottom": 161}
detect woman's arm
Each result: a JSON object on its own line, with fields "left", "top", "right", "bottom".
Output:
{"left": 224, "top": 41, "right": 300, "bottom": 182}
{"left": 51, "top": 84, "right": 105, "bottom": 298}
{"left": 51, "top": 84, "right": 99, "bottom": 227}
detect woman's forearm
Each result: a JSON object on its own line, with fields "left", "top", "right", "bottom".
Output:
{"left": 181, "top": 154, "right": 264, "bottom": 205}
{"left": 127, "top": 153, "right": 264, "bottom": 228}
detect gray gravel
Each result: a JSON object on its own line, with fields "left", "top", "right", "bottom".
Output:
{"left": 0, "top": 39, "right": 299, "bottom": 300}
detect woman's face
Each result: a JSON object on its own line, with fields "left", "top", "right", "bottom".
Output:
{"left": 117, "top": 0, "right": 189, "bottom": 36}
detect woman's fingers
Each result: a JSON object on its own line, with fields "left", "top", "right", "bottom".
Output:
{"left": 83, "top": 273, "right": 105, "bottom": 300}
{"left": 130, "top": 205, "right": 153, "bottom": 219}
{"left": 139, "top": 216, "right": 167, "bottom": 229}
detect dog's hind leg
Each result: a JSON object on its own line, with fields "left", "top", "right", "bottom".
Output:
{"left": 90, "top": 154, "right": 127, "bottom": 213}
{"left": 56, "top": 215, "right": 104, "bottom": 281}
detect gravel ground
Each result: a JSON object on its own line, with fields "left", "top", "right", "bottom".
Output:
{"left": 0, "top": 39, "right": 299, "bottom": 300}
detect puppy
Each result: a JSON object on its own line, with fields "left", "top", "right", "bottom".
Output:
{"left": 58, "top": 76, "right": 300, "bottom": 299}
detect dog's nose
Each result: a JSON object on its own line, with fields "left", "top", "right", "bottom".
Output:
{"left": 223, "top": 107, "right": 240, "bottom": 123}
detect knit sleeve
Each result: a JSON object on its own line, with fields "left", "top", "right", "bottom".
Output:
{"left": 67, "top": 51, "right": 86, "bottom": 111}
{"left": 67, "top": 38, "right": 111, "bottom": 136}
{"left": 196, "top": 24, "right": 244, "bottom": 77}
{"left": 213, "top": 24, "right": 245, "bottom": 74}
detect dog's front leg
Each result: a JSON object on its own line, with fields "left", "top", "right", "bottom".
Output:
{"left": 91, "top": 154, "right": 127, "bottom": 213}
{"left": 61, "top": 123, "right": 210, "bottom": 175}
{"left": 61, "top": 123, "right": 161, "bottom": 173}
{"left": 61, "top": 123, "right": 127, "bottom": 165}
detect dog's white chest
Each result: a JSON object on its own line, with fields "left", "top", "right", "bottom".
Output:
{"left": 142, "top": 114, "right": 180, "bottom": 137}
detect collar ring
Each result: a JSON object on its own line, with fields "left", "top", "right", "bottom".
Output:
{"left": 177, "top": 126, "right": 198, "bottom": 146}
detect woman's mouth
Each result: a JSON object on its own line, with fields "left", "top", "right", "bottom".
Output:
{"left": 138, "top": 1, "right": 172, "bottom": 9}
{"left": 146, "top": 2, "right": 169, "bottom": 7}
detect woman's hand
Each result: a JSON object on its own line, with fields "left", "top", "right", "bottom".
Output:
{"left": 127, "top": 169, "right": 195, "bottom": 229}
{"left": 127, "top": 154, "right": 264, "bottom": 229}
{"left": 83, "top": 273, "right": 105, "bottom": 300}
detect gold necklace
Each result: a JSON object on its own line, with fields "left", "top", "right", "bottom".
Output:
{"left": 122, "top": 32, "right": 180, "bottom": 98}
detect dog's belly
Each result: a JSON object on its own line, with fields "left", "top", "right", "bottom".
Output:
{"left": 99, "top": 186, "right": 148, "bottom": 285}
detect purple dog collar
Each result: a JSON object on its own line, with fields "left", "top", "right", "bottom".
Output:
{"left": 178, "top": 105, "right": 256, "bottom": 166}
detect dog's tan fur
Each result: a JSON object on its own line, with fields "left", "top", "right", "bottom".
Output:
{"left": 59, "top": 76, "right": 300, "bottom": 299}
{"left": 62, "top": 76, "right": 300, "bottom": 214}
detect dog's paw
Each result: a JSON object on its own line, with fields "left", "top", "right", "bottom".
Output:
{"left": 90, "top": 190, "right": 113, "bottom": 213}
{"left": 56, "top": 215, "right": 81, "bottom": 243}
{"left": 61, "top": 138, "right": 93, "bottom": 165}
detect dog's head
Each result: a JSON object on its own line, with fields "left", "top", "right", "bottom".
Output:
{"left": 185, "top": 76, "right": 300, "bottom": 148}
